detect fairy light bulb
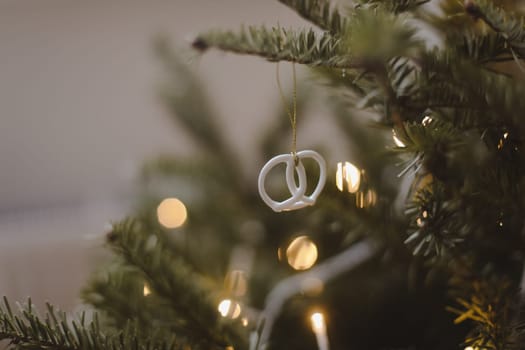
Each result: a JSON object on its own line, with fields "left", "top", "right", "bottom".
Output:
{"left": 392, "top": 129, "right": 406, "bottom": 148}
{"left": 143, "top": 284, "right": 152, "bottom": 296}
{"left": 422, "top": 116, "right": 433, "bottom": 126}
{"left": 310, "top": 312, "right": 329, "bottom": 350}
{"left": 157, "top": 198, "right": 187, "bottom": 228}
{"left": 218, "top": 299, "right": 242, "bottom": 319}
{"left": 286, "top": 236, "right": 318, "bottom": 270}
{"left": 311, "top": 312, "right": 326, "bottom": 334}
{"left": 336, "top": 162, "right": 361, "bottom": 193}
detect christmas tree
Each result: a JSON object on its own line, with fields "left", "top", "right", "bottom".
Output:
{"left": 1, "top": 0, "right": 525, "bottom": 349}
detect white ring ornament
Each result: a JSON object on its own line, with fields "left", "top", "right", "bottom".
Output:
{"left": 258, "top": 150, "right": 326, "bottom": 212}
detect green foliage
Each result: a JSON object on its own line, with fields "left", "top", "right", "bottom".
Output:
{"left": 191, "top": 0, "right": 525, "bottom": 348}
{"left": 356, "top": 0, "right": 430, "bottom": 14}
{"left": 0, "top": 297, "right": 178, "bottom": 350}
{"left": 277, "top": 0, "right": 346, "bottom": 34}
{"left": 469, "top": 0, "right": 525, "bottom": 57}
{"left": 82, "top": 219, "right": 247, "bottom": 350}
{"left": 194, "top": 26, "right": 349, "bottom": 67}
{"left": 2, "top": 0, "right": 525, "bottom": 349}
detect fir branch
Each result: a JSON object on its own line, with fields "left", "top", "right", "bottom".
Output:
{"left": 356, "top": 0, "right": 430, "bottom": 14}
{"left": 277, "top": 0, "right": 346, "bottom": 34}
{"left": 453, "top": 31, "right": 508, "bottom": 64}
{"left": 82, "top": 265, "right": 206, "bottom": 346}
{"left": 105, "top": 219, "right": 247, "bottom": 350}
{"left": 193, "top": 26, "right": 352, "bottom": 68}
{"left": 467, "top": 0, "right": 525, "bottom": 60}
{"left": 0, "top": 297, "right": 178, "bottom": 350}
{"left": 448, "top": 275, "right": 522, "bottom": 350}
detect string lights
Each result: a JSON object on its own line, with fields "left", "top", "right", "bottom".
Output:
{"left": 310, "top": 311, "right": 329, "bottom": 350}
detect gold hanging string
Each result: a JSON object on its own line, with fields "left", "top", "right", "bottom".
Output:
{"left": 276, "top": 62, "right": 298, "bottom": 164}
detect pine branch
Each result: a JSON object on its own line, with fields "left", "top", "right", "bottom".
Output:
{"left": 82, "top": 265, "right": 210, "bottom": 347}
{"left": 104, "top": 219, "right": 247, "bottom": 350}
{"left": 356, "top": 0, "right": 431, "bottom": 14}
{"left": 277, "top": 0, "right": 346, "bottom": 34}
{"left": 448, "top": 274, "right": 522, "bottom": 350}
{"left": 193, "top": 26, "right": 352, "bottom": 68}
{"left": 0, "top": 297, "right": 178, "bottom": 350}
{"left": 467, "top": 0, "right": 525, "bottom": 60}
{"left": 452, "top": 31, "right": 508, "bottom": 64}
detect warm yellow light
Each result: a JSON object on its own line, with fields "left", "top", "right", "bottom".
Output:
{"left": 143, "top": 284, "right": 152, "bottom": 296}
{"left": 422, "top": 116, "right": 433, "bottom": 126}
{"left": 336, "top": 162, "right": 361, "bottom": 193}
{"left": 356, "top": 189, "right": 377, "bottom": 209}
{"left": 218, "top": 299, "right": 242, "bottom": 319}
{"left": 157, "top": 198, "right": 187, "bottom": 228}
{"left": 503, "top": 132, "right": 509, "bottom": 139}
{"left": 286, "top": 236, "right": 318, "bottom": 270}
{"left": 366, "top": 189, "right": 377, "bottom": 206}
{"left": 392, "top": 129, "right": 406, "bottom": 148}
{"left": 241, "top": 317, "right": 249, "bottom": 327}
{"left": 464, "top": 347, "right": 476, "bottom": 350}
{"left": 310, "top": 312, "right": 326, "bottom": 334}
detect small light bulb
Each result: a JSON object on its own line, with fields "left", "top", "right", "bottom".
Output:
{"left": 392, "top": 129, "right": 406, "bottom": 148}
{"left": 157, "top": 198, "right": 187, "bottom": 229}
{"left": 503, "top": 132, "right": 509, "bottom": 139}
{"left": 310, "top": 312, "right": 326, "bottom": 334}
{"left": 241, "top": 317, "right": 249, "bottom": 327}
{"left": 143, "top": 284, "right": 151, "bottom": 296}
{"left": 218, "top": 299, "right": 242, "bottom": 319}
{"left": 336, "top": 162, "right": 361, "bottom": 193}
{"left": 286, "top": 236, "right": 318, "bottom": 270}
{"left": 422, "top": 116, "right": 433, "bottom": 126}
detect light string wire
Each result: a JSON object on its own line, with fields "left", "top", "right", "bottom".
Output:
{"left": 276, "top": 63, "right": 298, "bottom": 164}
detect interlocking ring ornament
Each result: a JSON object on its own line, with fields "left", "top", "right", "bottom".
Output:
{"left": 258, "top": 150, "right": 326, "bottom": 212}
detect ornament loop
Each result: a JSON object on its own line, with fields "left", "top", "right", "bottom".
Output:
{"left": 258, "top": 150, "right": 326, "bottom": 212}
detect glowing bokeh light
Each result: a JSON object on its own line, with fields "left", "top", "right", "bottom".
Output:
{"left": 392, "top": 129, "right": 406, "bottom": 148}
{"left": 336, "top": 162, "right": 361, "bottom": 193}
{"left": 422, "top": 116, "right": 433, "bottom": 126}
{"left": 143, "top": 284, "right": 151, "bottom": 296}
{"left": 218, "top": 299, "right": 242, "bottom": 319}
{"left": 310, "top": 312, "right": 326, "bottom": 334}
{"left": 157, "top": 198, "right": 187, "bottom": 228}
{"left": 286, "top": 236, "right": 318, "bottom": 270}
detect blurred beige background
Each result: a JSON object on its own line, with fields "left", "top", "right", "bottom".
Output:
{"left": 0, "top": 0, "right": 347, "bottom": 313}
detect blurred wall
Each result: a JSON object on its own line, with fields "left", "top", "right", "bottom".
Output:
{"left": 0, "top": 0, "right": 343, "bottom": 311}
